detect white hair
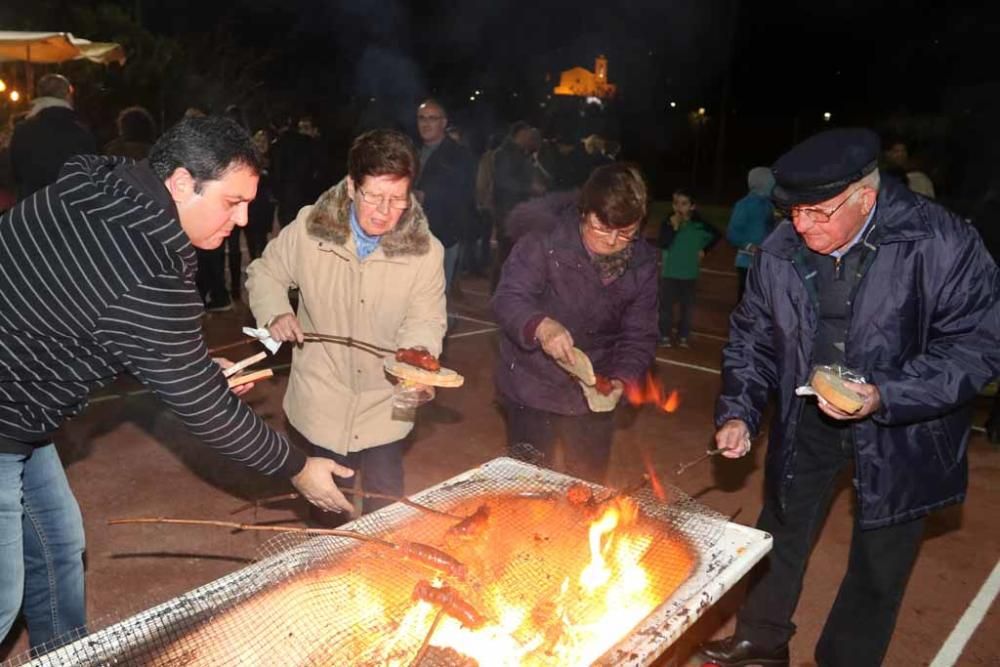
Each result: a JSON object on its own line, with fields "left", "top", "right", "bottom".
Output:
{"left": 858, "top": 169, "right": 881, "bottom": 191}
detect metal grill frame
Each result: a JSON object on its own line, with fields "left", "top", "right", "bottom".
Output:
{"left": 16, "top": 457, "right": 771, "bottom": 666}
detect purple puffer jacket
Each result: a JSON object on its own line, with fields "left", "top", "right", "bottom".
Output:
{"left": 492, "top": 194, "right": 658, "bottom": 415}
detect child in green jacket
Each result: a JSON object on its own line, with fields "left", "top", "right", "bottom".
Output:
{"left": 658, "top": 189, "right": 720, "bottom": 347}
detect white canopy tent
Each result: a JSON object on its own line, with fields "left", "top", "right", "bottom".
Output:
{"left": 0, "top": 31, "right": 125, "bottom": 98}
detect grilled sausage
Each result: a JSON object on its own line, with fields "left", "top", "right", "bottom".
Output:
{"left": 395, "top": 348, "right": 441, "bottom": 372}
{"left": 446, "top": 504, "right": 490, "bottom": 538}
{"left": 398, "top": 541, "right": 468, "bottom": 580}
{"left": 413, "top": 580, "right": 485, "bottom": 629}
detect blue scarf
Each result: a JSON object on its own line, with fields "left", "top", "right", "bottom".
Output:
{"left": 349, "top": 204, "right": 380, "bottom": 260}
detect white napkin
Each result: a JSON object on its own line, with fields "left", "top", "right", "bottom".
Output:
{"left": 242, "top": 327, "right": 282, "bottom": 354}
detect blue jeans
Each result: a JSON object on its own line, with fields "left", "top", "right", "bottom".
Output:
{"left": 0, "top": 445, "right": 86, "bottom": 650}
{"left": 443, "top": 242, "right": 460, "bottom": 296}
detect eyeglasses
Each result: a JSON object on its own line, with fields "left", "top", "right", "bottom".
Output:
{"left": 789, "top": 187, "right": 863, "bottom": 223}
{"left": 357, "top": 187, "right": 410, "bottom": 211}
{"left": 417, "top": 114, "right": 445, "bottom": 122}
{"left": 587, "top": 219, "right": 639, "bottom": 243}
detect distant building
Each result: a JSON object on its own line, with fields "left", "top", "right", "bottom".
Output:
{"left": 553, "top": 55, "right": 617, "bottom": 99}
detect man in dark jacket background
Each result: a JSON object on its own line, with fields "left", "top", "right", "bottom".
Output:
{"left": 414, "top": 99, "right": 476, "bottom": 296}
{"left": 9, "top": 74, "right": 96, "bottom": 200}
{"left": 699, "top": 128, "right": 1000, "bottom": 667}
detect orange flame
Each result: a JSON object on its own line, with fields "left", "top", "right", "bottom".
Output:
{"left": 624, "top": 371, "right": 680, "bottom": 413}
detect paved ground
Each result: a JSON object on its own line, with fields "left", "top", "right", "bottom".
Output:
{"left": 1, "top": 241, "right": 997, "bottom": 666}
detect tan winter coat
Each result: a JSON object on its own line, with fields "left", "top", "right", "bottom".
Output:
{"left": 246, "top": 178, "right": 446, "bottom": 455}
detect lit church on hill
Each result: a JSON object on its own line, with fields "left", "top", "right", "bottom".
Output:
{"left": 553, "top": 55, "right": 617, "bottom": 99}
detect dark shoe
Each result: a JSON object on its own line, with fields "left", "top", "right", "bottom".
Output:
{"left": 659, "top": 336, "right": 673, "bottom": 348}
{"left": 697, "top": 636, "right": 789, "bottom": 667}
{"left": 677, "top": 337, "right": 690, "bottom": 348}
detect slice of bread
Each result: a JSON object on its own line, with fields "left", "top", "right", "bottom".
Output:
{"left": 810, "top": 367, "right": 865, "bottom": 413}
{"left": 555, "top": 347, "right": 596, "bottom": 386}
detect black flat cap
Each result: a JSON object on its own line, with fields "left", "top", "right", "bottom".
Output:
{"left": 771, "top": 128, "right": 880, "bottom": 207}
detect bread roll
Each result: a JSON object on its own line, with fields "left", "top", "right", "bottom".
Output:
{"left": 810, "top": 367, "right": 864, "bottom": 413}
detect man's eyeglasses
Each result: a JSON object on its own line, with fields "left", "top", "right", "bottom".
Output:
{"left": 587, "top": 220, "right": 639, "bottom": 243}
{"left": 357, "top": 187, "right": 410, "bottom": 211}
{"left": 788, "top": 187, "right": 863, "bottom": 223}
{"left": 417, "top": 115, "right": 445, "bottom": 122}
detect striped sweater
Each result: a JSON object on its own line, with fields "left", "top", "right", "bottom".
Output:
{"left": 0, "top": 155, "right": 305, "bottom": 478}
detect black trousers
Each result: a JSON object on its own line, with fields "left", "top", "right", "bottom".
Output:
{"left": 195, "top": 246, "right": 229, "bottom": 308}
{"left": 735, "top": 406, "right": 925, "bottom": 666}
{"left": 288, "top": 426, "right": 405, "bottom": 519}
{"left": 503, "top": 401, "right": 615, "bottom": 484}
{"left": 659, "top": 278, "right": 697, "bottom": 339}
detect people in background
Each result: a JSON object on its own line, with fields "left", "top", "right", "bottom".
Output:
{"left": 9, "top": 74, "right": 96, "bottom": 200}
{"left": 104, "top": 105, "right": 157, "bottom": 160}
{"left": 727, "top": 167, "right": 776, "bottom": 302}
{"left": 414, "top": 99, "right": 476, "bottom": 296}
{"left": 658, "top": 188, "right": 720, "bottom": 347}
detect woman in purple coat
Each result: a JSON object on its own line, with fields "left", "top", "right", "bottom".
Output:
{"left": 492, "top": 164, "right": 659, "bottom": 483}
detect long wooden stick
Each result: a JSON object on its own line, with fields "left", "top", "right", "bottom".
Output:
{"left": 302, "top": 333, "right": 394, "bottom": 356}
{"left": 409, "top": 608, "right": 446, "bottom": 667}
{"left": 208, "top": 339, "right": 256, "bottom": 355}
{"left": 230, "top": 491, "right": 464, "bottom": 520}
{"left": 108, "top": 517, "right": 395, "bottom": 547}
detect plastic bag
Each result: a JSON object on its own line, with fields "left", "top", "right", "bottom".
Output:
{"left": 392, "top": 380, "right": 436, "bottom": 409}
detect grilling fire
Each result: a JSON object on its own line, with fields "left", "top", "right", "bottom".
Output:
{"left": 144, "top": 488, "right": 696, "bottom": 666}
{"left": 376, "top": 496, "right": 691, "bottom": 666}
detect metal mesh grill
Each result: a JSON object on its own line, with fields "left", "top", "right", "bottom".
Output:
{"left": 15, "top": 458, "right": 727, "bottom": 667}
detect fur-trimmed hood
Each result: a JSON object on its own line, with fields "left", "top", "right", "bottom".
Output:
{"left": 304, "top": 178, "right": 433, "bottom": 258}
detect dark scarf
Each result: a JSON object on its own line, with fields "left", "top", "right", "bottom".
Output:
{"left": 588, "top": 242, "right": 633, "bottom": 284}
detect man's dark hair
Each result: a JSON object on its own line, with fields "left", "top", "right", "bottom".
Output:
{"left": 116, "top": 106, "right": 157, "bottom": 143}
{"left": 507, "top": 121, "right": 531, "bottom": 140}
{"left": 148, "top": 116, "right": 260, "bottom": 189}
{"left": 36, "top": 74, "right": 72, "bottom": 100}
{"left": 348, "top": 129, "right": 418, "bottom": 185}
{"left": 580, "top": 163, "right": 648, "bottom": 229}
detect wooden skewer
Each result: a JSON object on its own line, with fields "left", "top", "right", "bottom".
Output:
{"left": 222, "top": 351, "right": 268, "bottom": 378}
{"left": 227, "top": 368, "right": 274, "bottom": 388}
{"left": 302, "top": 333, "right": 394, "bottom": 356}
{"left": 409, "top": 608, "right": 446, "bottom": 667}
{"left": 108, "top": 517, "right": 395, "bottom": 547}
{"left": 208, "top": 339, "right": 256, "bottom": 355}
{"left": 230, "top": 491, "right": 464, "bottom": 520}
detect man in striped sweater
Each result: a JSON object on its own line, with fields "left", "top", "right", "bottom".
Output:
{"left": 0, "top": 116, "right": 353, "bottom": 651}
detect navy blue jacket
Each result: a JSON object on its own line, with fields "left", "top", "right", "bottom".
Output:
{"left": 493, "top": 199, "right": 658, "bottom": 415}
{"left": 717, "top": 178, "right": 1000, "bottom": 529}
{"left": 416, "top": 136, "right": 476, "bottom": 248}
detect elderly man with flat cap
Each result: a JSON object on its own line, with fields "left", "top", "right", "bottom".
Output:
{"left": 698, "top": 128, "right": 1000, "bottom": 667}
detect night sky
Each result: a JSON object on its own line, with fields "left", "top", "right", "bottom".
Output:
{"left": 3, "top": 0, "right": 997, "bottom": 198}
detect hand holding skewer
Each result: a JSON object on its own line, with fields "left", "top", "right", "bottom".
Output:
{"left": 674, "top": 448, "right": 724, "bottom": 475}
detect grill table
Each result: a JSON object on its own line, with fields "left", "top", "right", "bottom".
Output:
{"left": 15, "top": 458, "right": 771, "bottom": 667}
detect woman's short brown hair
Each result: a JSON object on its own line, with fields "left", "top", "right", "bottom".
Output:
{"left": 348, "top": 129, "right": 419, "bottom": 185}
{"left": 580, "top": 163, "right": 649, "bottom": 229}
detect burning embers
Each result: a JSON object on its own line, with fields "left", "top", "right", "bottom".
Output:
{"left": 147, "top": 488, "right": 696, "bottom": 666}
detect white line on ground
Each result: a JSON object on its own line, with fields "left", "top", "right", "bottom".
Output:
{"left": 448, "top": 312, "right": 496, "bottom": 327}
{"left": 654, "top": 356, "right": 721, "bottom": 375}
{"left": 700, "top": 268, "right": 739, "bottom": 278}
{"left": 691, "top": 330, "right": 730, "bottom": 343}
{"left": 448, "top": 326, "right": 498, "bottom": 340}
{"left": 929, "top": 558, "right": 1000, "bottom": 667}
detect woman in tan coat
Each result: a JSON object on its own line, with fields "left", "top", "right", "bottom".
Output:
{"left": 246, "top": 129, "right": 446, "bottom": 520}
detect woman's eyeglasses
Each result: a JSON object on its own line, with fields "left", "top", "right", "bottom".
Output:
{"left": 357, "top": 187, "right": 410, "bottom": 211}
